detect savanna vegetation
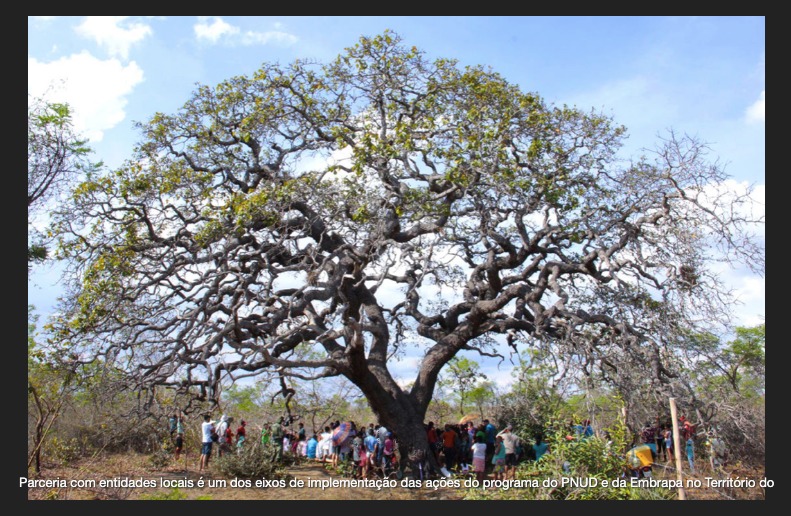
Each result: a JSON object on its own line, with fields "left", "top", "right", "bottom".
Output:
{"left": 28, "top": 31, "right": 764, "bottom": 500}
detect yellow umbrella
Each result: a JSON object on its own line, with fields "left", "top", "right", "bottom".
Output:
{"left": 458, "top": 414, "right": 480, "bottom": 425}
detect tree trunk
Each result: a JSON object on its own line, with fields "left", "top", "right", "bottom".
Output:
{"left": 348, "top": 368, "right": 441, "bottom": 474}
{"left": 29, "top": 386, "right": 46, "bottom": 476}
{"left": 34, "top": 418, "right": 43, "bottom": 475}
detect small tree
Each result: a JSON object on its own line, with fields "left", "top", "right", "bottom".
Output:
{"left": 27, "top": 306, "right": 79, "bottom": 474}
{"left": 439, "top": 356, "right": 485, "bottom": 416}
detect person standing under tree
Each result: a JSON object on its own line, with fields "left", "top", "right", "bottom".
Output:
{"left": 686, "top": 436, "right": 695, "bottom": 472}
{"left": 174, "top": 431, "right": 184, "bottom": 461}
{"left": 222, "top": 416, "right": 235, "bottom": 456}
{"left": 215, "top": 415, "right": 229, "bottom": 457}
{"left": 679, "top": 415, "right": 698, "bottom": 473}
{"left": 656, "top": 424, "right": 668, "bottom": 461}
{"left": 441, "top": 424, "right": 458, "bottom": 472}
{"left": 169, "top": 414, "right": 178, "bottom": 438}
{"left": 236, "top": 420, "right": 247, "bottom": 451}
{"left": 307, "top": 433, "right": 319, "bottom": 461}
{"left": 171, "top": 411, "right": 185, "bottom": 460}
{"left": 457, "top": 427, "right": 470, "bottom": 472}
{"left": 270, "top": 417, "right": 285, "bottom": 463}
{"left": 199, "top": 414, "right": 215, "bottom": 472}
{"left": 641, "top": 421, "right": 657, "bottom": 455}
{"left": 491, "top": 435, "right": 506, "bottom": 481}
{"left": 483, "top": 419, "right": 497, "bottom": 465}
{"left": 425, "top": 422, "right": 439, "bottom": 463}
{"left": 261, "top": 422, "right": 271, "bottom": 446}
{"left": 471, "top": 435, "right": 487, "bottom": 483}
{"left": 663, "top": 426, "right": 673, "bottom": 462}
{"left": 532, "top": 433, "right": 549, "bottom": 461}
{"left": 498, "top": 424, "right": 520, "bottom": 480}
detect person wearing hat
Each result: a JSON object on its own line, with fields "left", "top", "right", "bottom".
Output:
{"left": 236, "top": 419, "right": 247, "bottom": 450}
{"left": 498, "top": 424, "right": 520, "bottom": 480}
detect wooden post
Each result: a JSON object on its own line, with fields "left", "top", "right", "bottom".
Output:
{"left": 669, "top": 397, "right": 686, "bottom": 500}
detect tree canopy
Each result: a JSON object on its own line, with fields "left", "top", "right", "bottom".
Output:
{"left": 28, "top": 97, "right": 98, "bottom": 266}
{"left": 50, "top": 31, "right": 764, "bottom": 455}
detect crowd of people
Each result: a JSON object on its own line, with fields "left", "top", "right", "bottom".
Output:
{"left": 185, "top": 414, "right": 528, "bottom": 478}
{"left": 197, "top": 413, "right": 251, "bottom": 471}
{"left": 625, "top": 413, "right": 730, "bottom": 479}
{"left": 170, "top": 410, "right": 724, "bottom": 479}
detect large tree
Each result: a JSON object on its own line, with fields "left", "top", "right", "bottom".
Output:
{"left": 50, "top": 31, "right": 764, "bottom": 462}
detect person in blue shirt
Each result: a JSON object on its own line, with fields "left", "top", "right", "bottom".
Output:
{"left": 533, "top": 433, "right": 549, "bottom": 461}
{"left": 582, "top": 419, "right": 594, "bottom": 439}
{"left": 484, "top": 419, "right": 497, "bottom": 462}
{"left": 306, "top": 434, "right": 319, "bottom": 460}
{"left": 686, "top": 437, "right": 695, "bottom": 473}
{"left": 364, "top": 428, "right": 378, "bottom": 474}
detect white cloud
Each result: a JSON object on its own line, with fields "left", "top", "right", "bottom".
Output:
{"left": 730, "top": 273, "right": 765, "bottom": 329}
{"left": 480, "top": 366, "right": 515, "bottom": 389}
{"left": 194, "top": 16, "right": 296, "bottom": 46}
{"left": 194, "top": 16, "right": 239, "bottom": 43}
{"left": 28, "top": 52, "right": 144, "bottom": 143}
{"left": 745, "top": 90, "right": 765, "bottom": 123}
{"left": 30, "top": 16, "right": 56, "bottom": 22}
{"left": 698, "top": 180, "right": 765, "bottom": 241}
{"left": 734, "top": 275, "right": 764, "bottom": 305}
{"left": 240, "top": 30, "right": 298, "bottom": 46}
{"left": 74, "top": 16, "right": 152, "bottom": 60}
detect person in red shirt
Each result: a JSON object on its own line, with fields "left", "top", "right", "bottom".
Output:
{"left": 236, "top": 420, "right": 247, "bottom": 450}
{"left": 221, "top": 416, "right": 234, "bottom": 456}
{"left": 681, "top": 417, "right": 696, "bottom": 441}
{"left": 382, "top": 432, "right": 396, "bottom": 475}
{"left": 679, "top": 415, "right": 698, "bottom": 472}
{"left": 426, "top": 422, "right": 440, "bottom": 462}
{"left": 441, "top": 424, "right": 458, "bottom": 471}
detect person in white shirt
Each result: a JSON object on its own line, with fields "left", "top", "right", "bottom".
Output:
{"left": 497, "top": 424, "right": 520, "bottom": 480}
{"left": 471, "top": 434, "right": 488, "bottom": 483}
{"left": 200, "top": 414, "right": 216, "bottom": 471}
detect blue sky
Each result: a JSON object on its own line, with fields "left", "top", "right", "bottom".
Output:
{"left": 28, "top": 16, "right": 764, "bottom": 386}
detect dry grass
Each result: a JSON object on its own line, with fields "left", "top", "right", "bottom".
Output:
{"left": 650, "top": 458, "right": 766, "bottom": 500}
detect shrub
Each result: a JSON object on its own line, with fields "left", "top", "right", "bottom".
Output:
{"left": 47, "top": 436, "right": 82, "bottom": 465}
{"left": 464, "top": 421, "right": 675, "bottom": 500}
{"left": 148, "top": 448, "right": 172, "bottom": 469}
{"left": 212, "top": 442, "right": 292, "bottom": 480}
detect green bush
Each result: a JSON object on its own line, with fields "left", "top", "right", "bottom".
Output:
{"left": 464, "top": 421, "right": 676, "bottom": 500}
